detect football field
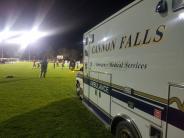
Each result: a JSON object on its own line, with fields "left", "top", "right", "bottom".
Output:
{"left": 0, "top": 62, "right": 112, "bottom": 138}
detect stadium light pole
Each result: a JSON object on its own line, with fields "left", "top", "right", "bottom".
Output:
{"left": 28, "top": 46, "right": 31, "bottom": 61}
{"left": 1, "top": 46, "right": 3, "bottom": 58}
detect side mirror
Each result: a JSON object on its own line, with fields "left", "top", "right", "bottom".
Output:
{"left": 156, "top": 0, "right": 168, "bottom": 14}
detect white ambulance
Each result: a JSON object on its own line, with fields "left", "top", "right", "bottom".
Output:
{"left": 76, "top": 0, "right": 184, "bottom": 137}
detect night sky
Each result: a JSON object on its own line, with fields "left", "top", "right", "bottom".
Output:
{"left": 0, "top": 0, "right": 133, "bottom": 58}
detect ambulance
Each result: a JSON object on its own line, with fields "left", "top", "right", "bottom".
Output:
{"left": 76, "top": 0, "right": 184, "bottom": 137}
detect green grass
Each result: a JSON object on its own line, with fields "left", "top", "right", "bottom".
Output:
{"left": 0, "top": 62, "right": 113, "bottom": 138}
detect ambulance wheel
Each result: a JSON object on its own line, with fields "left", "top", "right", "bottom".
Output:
{"left": 115, "top": 121, "right": 139, "bottom": 138}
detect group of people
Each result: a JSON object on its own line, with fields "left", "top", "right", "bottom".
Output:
{"left": 53, "top": 60, "right": 65, "bottom": 69}
{"left": 33, "top": 58, "right": 79, "bottom": 78}
{"left": 53, "top": 60, "right": 77, "bottom": 70}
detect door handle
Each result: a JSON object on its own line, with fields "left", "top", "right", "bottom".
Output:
{"left": 95, "top": 89, "right": 97, "bottom": 96}
{"left": 99, "top": 91, "right": 101, "bottom": 98}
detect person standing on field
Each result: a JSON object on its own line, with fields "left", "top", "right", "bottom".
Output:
{"left": 32, "top": 60, "right": 36, "bottom": 69}
{"left": 69, "top": 60, "right": 75, "bottom": 71}
{"left": 53, "top": 59, "right": 56, "bottom": 69}
{"left": 61, "top": 60, "right": 64, "bottom": 70}
{"left": 40, "top": 57, "right": 48, "bottom": 78}
{"left": 56, "top": 60, "right": 59, "bottom": 67}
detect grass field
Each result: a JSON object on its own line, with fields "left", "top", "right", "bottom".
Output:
{"left": 0, "top": 62, "right": 113, "bottom": 138}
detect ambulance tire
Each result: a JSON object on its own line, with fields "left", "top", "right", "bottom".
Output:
{"left": 115, "top": 121, "right": 139, "bottom": 138}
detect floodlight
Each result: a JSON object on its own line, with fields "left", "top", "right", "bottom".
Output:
{"left": 4, "top": 30, "right": 47, "bottom": 49}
